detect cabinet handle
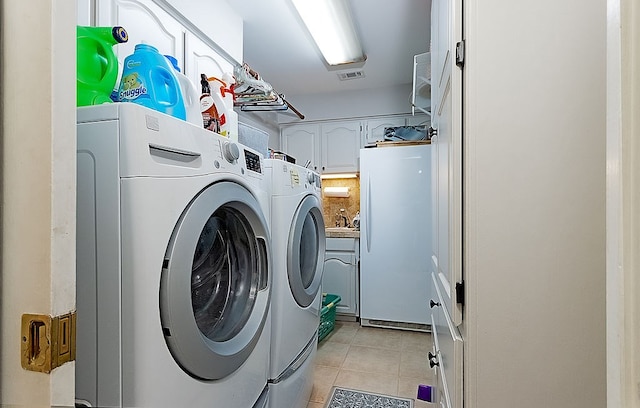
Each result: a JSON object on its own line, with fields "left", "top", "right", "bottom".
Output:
{"left": 430, "top": 299, "right": 441, "bottom": 308}
{"left": 429, "top": 359, "right": 440, "bottom": 368}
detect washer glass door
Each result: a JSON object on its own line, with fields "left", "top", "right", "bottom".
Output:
{"left": 287, "top": 194, "right": 326, "bottom": 307}
{"left": 160, "top": 181, "right": 270, "bottom": 380}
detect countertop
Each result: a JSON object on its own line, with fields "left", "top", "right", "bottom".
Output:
{"left": 325, "top": 228, "right": 360, "bottom": 238}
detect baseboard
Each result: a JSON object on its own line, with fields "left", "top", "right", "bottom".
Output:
{"left": 360, "top": 318, "right": 431, "bottom": 333}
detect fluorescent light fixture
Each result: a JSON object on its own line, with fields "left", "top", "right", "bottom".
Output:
{"left": 291, "top": 0, "right": 365, "bottom": 66}
{"left": 320, "top": 173, "right": 358, "bottom": 179}
{"left": 324, "top": 186, "right": 350, "bottom": 197}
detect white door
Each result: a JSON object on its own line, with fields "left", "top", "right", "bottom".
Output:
{"left": 321, "top": 120, "right": 362, "bottom": 173}
{"left": 431, "top": 0, "right": 463, "bottom": 326}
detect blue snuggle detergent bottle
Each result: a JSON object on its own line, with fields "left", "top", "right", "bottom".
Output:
{"left": 118, "top": 43, "right": 186, "bottom": 120}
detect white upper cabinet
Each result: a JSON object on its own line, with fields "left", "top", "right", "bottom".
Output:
{"left": 281, "top": 124, "right": 321, "bottom": 172}
{"left": 321, "top": 120, "right": 362, "bottom": 173}
{"left": 184, "top": 32, "right": 234, "bottom": 94}
{"left": 97, "top": 0, "right": 185, "bottom": 67}
{"left": 95, "top": 0, "right": 241, "bottom": 98}
{"left": 412, "top": 52, "right": 432, "bottom": 116}
{"left": 282, "top": 121, "right": 362, "bottom": 174}
{"left": 282, "top": 115, "right": 431, "bottom": 173}
{"left": 363, "top": 117, "right": 405, "bottom": 145}
{"left": 78, "top": 0, "right": 92, "bottom": 25}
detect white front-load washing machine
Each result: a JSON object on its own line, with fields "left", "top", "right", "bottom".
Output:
{"left": 264, "top": 159, "right": 325, "bottom": 408}
{"left": 76, "top": 103, "right": 271, "bottom": 408}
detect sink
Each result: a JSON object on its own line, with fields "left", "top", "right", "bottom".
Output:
{"left": 325, "top": 227, "right": 360, "bottom": 237}
{"left": 325, "top": 227, "right": 357, "bottom": 232}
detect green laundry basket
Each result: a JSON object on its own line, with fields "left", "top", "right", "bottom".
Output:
{"left": 318, "top": 293, "right": 341, "bottom": 342}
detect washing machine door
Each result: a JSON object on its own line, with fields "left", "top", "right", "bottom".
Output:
{"left": 160, "top": 181, "right": 271, "bottom": 380}
{"left": 287, "top": 194, "right": 326, "bottom": 307}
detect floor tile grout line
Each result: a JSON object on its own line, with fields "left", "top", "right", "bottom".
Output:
{"left": 312, "top": 323, "right": 432, "bottom": 407}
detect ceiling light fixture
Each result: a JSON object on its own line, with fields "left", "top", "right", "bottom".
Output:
{"left": 291, "top": 0, "right": 365, "bottom": 66}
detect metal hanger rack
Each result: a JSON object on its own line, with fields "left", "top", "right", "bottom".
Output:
{"left": 233, "top": 63, "right": 305, "bottom": 120}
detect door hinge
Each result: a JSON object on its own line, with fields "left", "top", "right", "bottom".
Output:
{"left": 455, "top": 281, "right": 465, "bottom": 306}
{"left": 21, "top": 312, "right": 76, "bottom": 373}
{"left": 455, "top": 41, "right": 465, "bottom": 68}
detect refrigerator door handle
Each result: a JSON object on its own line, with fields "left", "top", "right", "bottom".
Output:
{"left": 366, "top": 175, "right": 372, "bottom": 252}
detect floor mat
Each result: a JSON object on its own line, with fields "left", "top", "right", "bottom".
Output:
{"left": 324, "top": 386, "right": 414, "bottom": 408}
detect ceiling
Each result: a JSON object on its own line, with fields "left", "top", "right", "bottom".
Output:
{"left": 227, "top": 0, "right": 431, "bottom": 98}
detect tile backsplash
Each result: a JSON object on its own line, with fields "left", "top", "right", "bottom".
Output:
{"left": 321, "top": 177, "right": 360, "bottom": 227}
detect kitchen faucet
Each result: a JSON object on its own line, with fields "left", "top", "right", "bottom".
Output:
{"left": 339, "top": 208, "right": 350, "bottom": 228}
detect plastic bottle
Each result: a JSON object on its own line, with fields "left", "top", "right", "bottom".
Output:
{"left": 200, "top": 74, "right": 220, "bottom": 133}
{"left": 77, "top": 26, "right": 128, "bottom": 107}
{"left": 165, "top": 55, "right": 202, "bottom": 126}
{"left": 220, "top": 73, "right": 239, "bottom": 142}
{"left": 118, "top": 44, "right": 186, "bottom": 120}
{"left": 207, "top": 76, "right": 238, "bottom": 141}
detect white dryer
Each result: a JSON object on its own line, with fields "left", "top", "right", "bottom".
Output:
{"left": 76, "top": 103, "right": 271, "bottom": 408}
{"left": 264, "top": 159, "right": 326, "bottom": 408}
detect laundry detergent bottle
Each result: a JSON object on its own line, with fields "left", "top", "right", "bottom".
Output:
{"left": 77, "top": 26, "right": 128, "bottom": 107}
{"left": 118, "top": 44, "right": 186, "bottom": 120}
{"left": 165, "top": 55, "right": 202, "bottom": 126}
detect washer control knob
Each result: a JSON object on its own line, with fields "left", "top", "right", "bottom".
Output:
{"left": 223, "top": 141, "right": 240, "bottom": 163}
{"left": 307, "top": 171, "right": 315, "bottom": 185}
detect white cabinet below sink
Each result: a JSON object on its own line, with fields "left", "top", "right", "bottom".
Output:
{"left": 323, "top": 237, "right": 359, "bottom": 318}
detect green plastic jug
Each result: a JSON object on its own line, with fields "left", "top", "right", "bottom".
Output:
{"left": 77, "top": 26, "right": 128, "bottom": 107}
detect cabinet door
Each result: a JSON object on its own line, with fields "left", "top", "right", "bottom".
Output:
{"left": 322, "top": 252, "right": 357, "bottom": 316}
{"left": 405, "top": 114, "right": 431, "bottom": 127}
{"left": 431, "top": 0, "right": 463, "bottom": 326}
{"left": 321, "top": 120, "right": 362, "bottom": 173}
{"left": 184, "top": 32, "right": 234, "bottom": 94}
{"left": 97, "top": 0, "right": 185, "bottom": 81}
{"left": 281, "top": 124, "right": 321, "bottom": 171}
{"left": 78, "top": 0, "right": 92, "bottom": 25}
{"left": 364, "top": 117, "right": 405, "bottom": 145}
{"left": 430, "top": 272, "right": 462, "bottom": 408}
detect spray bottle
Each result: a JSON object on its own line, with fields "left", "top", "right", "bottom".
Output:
{"left": 200, "top": 74, "right": 220, "bottom": 133}
{"left": 203, "top": 76, "right": 231, "bottom": 138}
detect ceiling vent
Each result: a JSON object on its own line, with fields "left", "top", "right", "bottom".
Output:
{"left": 337, "top": 70, "right": 365, "bottom": 81}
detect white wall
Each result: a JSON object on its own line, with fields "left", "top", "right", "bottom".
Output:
{"left": 1, "top": 1, "right": 77, "bottom": 406}
{"left": 237, "top": 111, "right": 281, "bottom": 150}
{"left": 278, "top": 83, "right": 415, "bottom": 124}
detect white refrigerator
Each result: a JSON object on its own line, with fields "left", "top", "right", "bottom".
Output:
{"left": 359, "top": 144, "right": 431, "bottom": 327}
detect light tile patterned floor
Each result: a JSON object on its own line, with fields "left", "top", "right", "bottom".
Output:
{"left": 307, "top": 321, "right": 434, "bottom": 408}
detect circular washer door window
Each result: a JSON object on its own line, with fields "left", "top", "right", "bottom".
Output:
{"left": 287, "top": 194, "right": 326, "bottom": 307}
{"left": 160, "top": 181, "right": 270, "bottom": 380}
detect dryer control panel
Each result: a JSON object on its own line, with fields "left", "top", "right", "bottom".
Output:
{"left": 244, "top": 150, "right": 262, "bottom": 174}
